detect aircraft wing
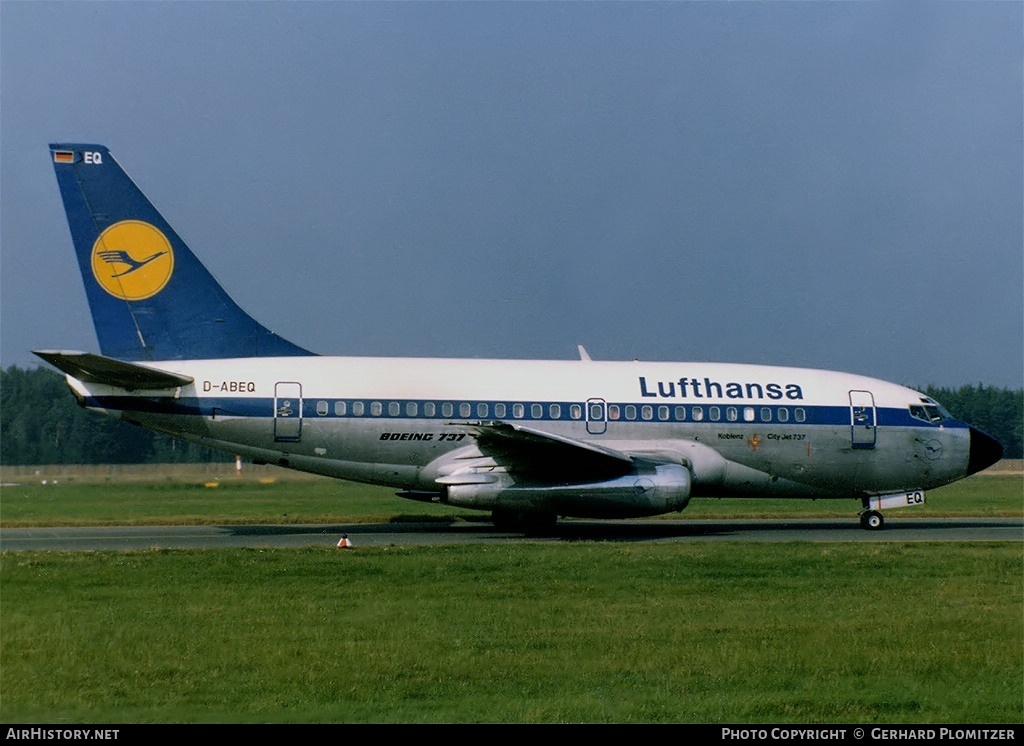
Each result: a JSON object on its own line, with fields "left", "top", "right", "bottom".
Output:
{"left": 33, "top": 350, "right": 194, "bottom": 391}
{"left": 449, "top": 420, "right": 636, "bottom": 484}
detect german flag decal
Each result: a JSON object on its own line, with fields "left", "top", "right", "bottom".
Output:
{"left": 53, "top": 151, "right": 75, "bottom": 164}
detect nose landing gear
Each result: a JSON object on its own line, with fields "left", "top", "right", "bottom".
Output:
{"left": 859, "top": 490, "right": 927, "bottom": 531}
{"left": 859, "top": 509, "right": 884, "bottom": 530}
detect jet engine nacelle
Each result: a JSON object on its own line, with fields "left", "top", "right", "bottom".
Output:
{"left": 445, "top": 463, "right": 692, "bottom": 519}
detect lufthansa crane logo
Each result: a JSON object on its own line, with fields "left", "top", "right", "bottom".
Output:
{"left": 91, "top": 221, "right": 174, "bottom": 300}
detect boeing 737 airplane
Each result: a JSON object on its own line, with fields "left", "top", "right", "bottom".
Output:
{"left": 37, "top": 143, "right": 1003, "bottom": 532}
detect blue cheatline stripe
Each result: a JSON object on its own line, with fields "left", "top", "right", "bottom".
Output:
{"left": 81, "top": 395, "right": 965, "bottom": 431}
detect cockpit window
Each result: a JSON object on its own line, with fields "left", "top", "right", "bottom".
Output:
{"left": 910, "top": 403, "right": 948, "bottom": 424}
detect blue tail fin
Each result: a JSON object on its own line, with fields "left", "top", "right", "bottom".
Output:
{"left": 49, "top": 143, "right": 313, "bottom": 361}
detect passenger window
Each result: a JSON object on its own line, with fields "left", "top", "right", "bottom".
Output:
{"left": 608, "top": 404, "right": 620, "bottom": 420}
{"left": 625, "top": 405, "right": 637, "bottom": 420}
{"left": 778, "top": 408, "right": 789, "bottom": 423}
{"left": 709, "top": 406, "right": 721, "bottom": 422}
{"left": 641, "top": 405, "right": 653, "bottom": 421}
{"left": 495, "top": 403, "right": 507, "bottom": 418}
{"left": 760, "top": 407, "right": 771, "bottom": 422}
{"left": 423, "top": 402, "right": 436, "bottom": 417}
{"left": 370, "top": 402, "right": 382, "bottom": 416}
{"left": 460, "top": 403, "right": 471, "bottom": 417}
{"left": 389, "top": 401, "right": 400, "bottom": 416}
{"left": 352, "top": 401, "right": 365, "bottom": 416}
{"left": 674, "top": 405, "right": 686, "bottom": 421}
{"left": 726, "top": 407, "right": 738, "bottom": 422}
{"left": 569, "top": 404, "right": 582, "bottom": 420}
{"left": 442, "top": 402, "right": 453, "bottom": 417}
{"left": 795, "top": 408, "right": 806, "bottom": 423}
{"left": 477, "top": 403, "right": 488, "bottom": 418}
{"left": 316, "top": 400, "right": 329, "bottom": 416}
{"left": 406, "top": 402, "right": 418, "bottom": 417}
{"left": 692, "top": 406, "right": 704, "bottom": 421}
{"left": 658, "top": 405, "right": 669, "bottom": 421}
{"left": 531, "top": 403, "right": 543, "bottom": 418}
{"left": 334, "top": 401, "right": 347, "bottom": 416}
{"left": 549, "top": 404, "right": 561, "bottom": 419}
{"left": 513, "top": 403, "right": 524, "bottom": 419}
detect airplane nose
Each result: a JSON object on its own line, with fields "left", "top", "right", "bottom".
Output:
{"left": 967, "top": 427, "right": 1003, "bottom": 476}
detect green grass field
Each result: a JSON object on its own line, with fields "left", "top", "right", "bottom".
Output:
{"left": 2, "top": 543, "right": 1020, "bottom": 724}
{"left": 1, "top": 470, "right": 1021, "bottom": 724}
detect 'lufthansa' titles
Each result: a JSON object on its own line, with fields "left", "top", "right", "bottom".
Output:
{"left": 638, "top": 376, "right": 804, "bottom": 401}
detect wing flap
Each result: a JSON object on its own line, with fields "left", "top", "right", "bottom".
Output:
{"left": 33, "top": 350, "right": 193, "bottom": 391}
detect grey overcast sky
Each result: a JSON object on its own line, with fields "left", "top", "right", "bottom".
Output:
{"left": 1, "top": 1, "right": 1021, "bottom": 389}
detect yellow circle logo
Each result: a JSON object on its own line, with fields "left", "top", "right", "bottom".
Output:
{"left": 91, "top": 221, "right": 174, "bottom": 300}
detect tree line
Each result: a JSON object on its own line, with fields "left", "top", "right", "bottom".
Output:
{"left": 1, "top": 366, "right": 222, "bottom": 465}
{"left": 922, "top": 383, "right": 1022, "bottom": 460}
{"left": 1, "top": 365, "right": 1021, "bottom": 465}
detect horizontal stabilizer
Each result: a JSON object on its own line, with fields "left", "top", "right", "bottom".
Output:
{"left": 33, "top": 350, "right": 193, "bottom": 391}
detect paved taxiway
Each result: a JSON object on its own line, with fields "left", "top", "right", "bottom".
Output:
{"left": 1, "top": 517, "right": 1020, "bottom": 551}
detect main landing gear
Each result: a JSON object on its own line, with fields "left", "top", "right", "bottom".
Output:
{"left": 491, "top": 510, "right": 558, "bottom": 536}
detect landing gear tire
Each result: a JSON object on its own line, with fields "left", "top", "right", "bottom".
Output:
{"left": 522, "top": 512, "right": 558, "bottom": 537}
{"left": 491, "top": 510, "right": 558, "bottom": 536}
{"left": 860, "top": 510, "right": 884, "bottom": 531}
{"left": 491, "top": 510, "right": 518, "bottom": 531}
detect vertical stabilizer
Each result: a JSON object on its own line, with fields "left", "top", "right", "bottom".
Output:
{"left": 49, "top": 143, "right": 313, "bottom": 361}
